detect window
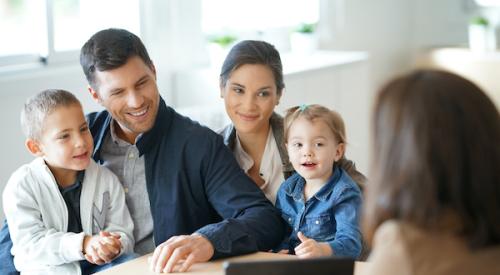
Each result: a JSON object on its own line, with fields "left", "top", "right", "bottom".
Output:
{"left": 0, "top": 0, "right": 47, "bottom": 65}
{"left": 0, "top": 0, "right": 140, "bottom": 68}
{"left": 475, "top": 0, "right": 500, "bottom": 6}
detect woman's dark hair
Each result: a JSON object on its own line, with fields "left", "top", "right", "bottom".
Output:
{"left": 80, "top": 28, "right": 153, "bottom": 89}
{"left": 363, "top": 69, "right": 500, "bottom": 249}
{"left": 219, "top": 40, "right": 284, "bottom": 95}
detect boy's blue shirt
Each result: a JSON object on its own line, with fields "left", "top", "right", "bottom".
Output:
{"left": 275, "top": 165, "right": 362, "bottom": 259}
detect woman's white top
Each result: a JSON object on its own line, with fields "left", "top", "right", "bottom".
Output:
{"left": 232, "top": 127, "right": 285, "bottom": 204}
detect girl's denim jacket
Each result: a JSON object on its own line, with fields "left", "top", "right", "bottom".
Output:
{"left": 275, "top": 165, "right": 363, "bottom": 259}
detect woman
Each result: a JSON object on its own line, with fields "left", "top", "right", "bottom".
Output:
{"left": 364, "top": 70, "right": 500, "bottom": 274}
{"left": 218, "top": 40, "right": 366, "bottom": 203}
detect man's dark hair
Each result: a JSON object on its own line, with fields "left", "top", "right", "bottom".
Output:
{"left": 80, "top": 28, "right": 153, "bottom": 89}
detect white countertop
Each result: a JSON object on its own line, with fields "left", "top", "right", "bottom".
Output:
{"left": 423, "top": 47, "right": 500, "bottom": 62}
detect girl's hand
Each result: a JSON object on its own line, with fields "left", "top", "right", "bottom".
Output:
{"left": 294, "top": 232, "right": 333, "bottom": 259}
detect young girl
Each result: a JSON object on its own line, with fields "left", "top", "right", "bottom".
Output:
{"left": 275, "top": 104, "right": 362, "bottom": 259}
{"left": 218, "top": 40, "right": 366, "bottom": 204}
{"left": 364, "top": 70, "right": 500, "bottom": 275}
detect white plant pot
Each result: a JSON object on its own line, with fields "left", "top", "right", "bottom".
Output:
{"left": 208, "top": 43, "right": 230, "bottom": 67}
{"left": 290, "top": 32, "right": 317, "bottom": 55}
{"left": 469, "top": 25, "right": 497, "bottom": 52}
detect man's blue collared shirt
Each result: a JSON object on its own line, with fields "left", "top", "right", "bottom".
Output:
{"left": 275, "top": 165, "right": 362, "bottom": 259}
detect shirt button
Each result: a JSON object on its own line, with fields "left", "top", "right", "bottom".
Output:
{"left": 315, "top": 220, "right": 320, "bottom": 225}
{"left": 288, "top": 218, "right": 292, "bottom": 222}
{"left": 294, "top": 227, "right": 298, "bottom": 231}
{"left": 124, "top": 187, "right": 129, "bottom": 193}
{"left": 128, "top": 152, "right": 134, "bottom": 159}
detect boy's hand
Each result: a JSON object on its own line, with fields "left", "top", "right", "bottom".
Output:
{"left": 83, "top": 235, "right": 106, "bottom": 265}
{"left": 98, "top": 231, "right": 122, "bottom": 258}
{"left": 294, "top": 232, "right": 333, "bottom": 259}
{"left": 83, "top": 232, "right": 122, "bottom": 265}
{"left": 96, "top": 231, "right": 122, "bottom": 263}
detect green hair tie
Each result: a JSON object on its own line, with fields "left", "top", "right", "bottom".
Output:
{"left": 299, "top": 104, "right": 308, "bottom": 112}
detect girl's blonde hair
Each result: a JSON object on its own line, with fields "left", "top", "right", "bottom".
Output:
{"left": 284, "top": 104, "right": 346, "bottom": 149}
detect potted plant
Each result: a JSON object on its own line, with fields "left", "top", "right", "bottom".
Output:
{"left": 290, "top": 23, "right": 318, "bottom": 54}
{"left": 208, "top": 34, "right": 238, "bottom": 48}
{"left": 469, "top": 16, "right": 496, "bottom": 52}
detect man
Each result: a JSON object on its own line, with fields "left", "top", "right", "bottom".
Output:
{"left": 0, "top": 28, "right": 285, "bottom": 274}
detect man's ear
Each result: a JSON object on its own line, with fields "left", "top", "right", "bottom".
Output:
{"left": 334, "top": 143, "right": 346, "bottom": 162}
{"left": 151, "top": 63, "right": 157, "bottom": 79}
{"left": 88, "top": 85, "right": 101, "bottom": 104}
{"left": 25, "top": 138, "right": 44, "bottom": 157}
{"left": 219, "top": 79, "right": 226, "bottom": 99}
{"left": 219, "top": 86, "right": 224, "bottom": 99}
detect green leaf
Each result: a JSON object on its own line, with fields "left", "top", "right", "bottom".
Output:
{"left": 207, "top": 35, "right": 238, "bottom": 48}
{"left": 295, "top": 23, "right": 316, "bottom": 33}
{"left": 470, "top": 16, "right": 489, "bottom": 26}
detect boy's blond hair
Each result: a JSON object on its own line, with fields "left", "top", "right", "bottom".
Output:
{"left": 21, "top": 89, "right": 81, "bottom": 140}
{"left": 284, "top": 104, "right": 346, "bottom": 150}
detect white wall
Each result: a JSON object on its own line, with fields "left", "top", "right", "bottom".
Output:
{"left": 412, "top": 0, "right": 472, "bottom": 51}
{"left": 321, "top": 0, "right": 472, "bottom": 88}
{"left": 320, "top": 0, "right": 414, "bottom": 89}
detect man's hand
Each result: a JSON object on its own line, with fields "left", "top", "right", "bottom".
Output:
{"left": 83, "top": 231, "right": 122, "bottom": 265}
{"left": 294, "top": 232, "right": 333, "bottom": 259}
{"left": 149, "top": 233, "right": 214, "bottom": 273}
{"left": 276, "top": 249, "right": 289, "bottom": 254}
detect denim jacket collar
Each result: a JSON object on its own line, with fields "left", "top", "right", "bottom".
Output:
{"left": 285, "top": 165, "right": 341, "bottom": 202}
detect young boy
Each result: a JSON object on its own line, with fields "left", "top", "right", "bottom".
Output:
{"left": 2, "top": 89, "right": 134, "bottom": 275}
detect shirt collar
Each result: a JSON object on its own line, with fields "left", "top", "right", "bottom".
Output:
{"left": 259, "top": 127, "right": 281, "bottom": 189}
{"left": 233, "top": 126, "right": 279, "bottom": 188}
{"left": 109, "top": 119, "right": 142, "bottom": 146}
{"left": 94, "top": 97, "right": 171, "bottom": 158}
{"left": 285, "top": 165, "right": 341, "bottom": 202}
{"left": 233, "top": 135, "right": 254, "bottom": 173}
{"left": 314, "top": 165, "right": 341, "bottom": 201}
{"left": 58, "top": 170, "right": 85, "bottom": 193}
{"left": 135, "top": 97, "right": 171, "bottom": 156}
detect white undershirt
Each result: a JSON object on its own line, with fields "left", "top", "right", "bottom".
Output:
{"left": 233, "top": 127, "right": 285, "bottom": 204}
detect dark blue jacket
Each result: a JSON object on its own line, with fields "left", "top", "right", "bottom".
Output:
{"left": 0, "top": 98, "right": 285, "bottom": 274}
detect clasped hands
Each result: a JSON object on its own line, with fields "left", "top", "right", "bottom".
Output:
{"left": 83, "top": 231, "right": 122, "bottom": 265}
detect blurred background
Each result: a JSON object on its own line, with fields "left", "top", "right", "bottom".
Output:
{"left": 1, "top": 0, "right": 499, "bottom": 220}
